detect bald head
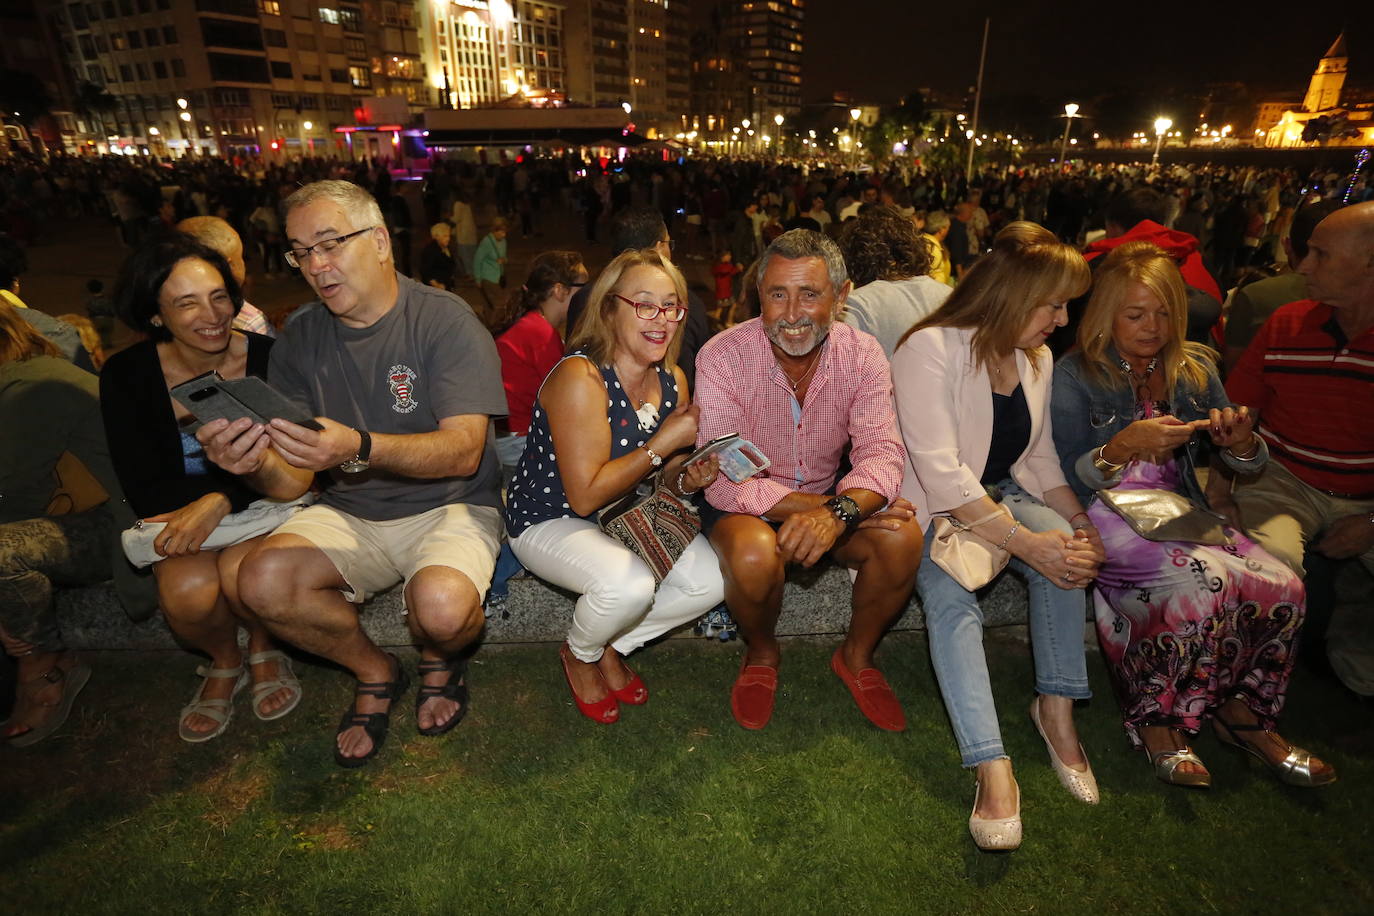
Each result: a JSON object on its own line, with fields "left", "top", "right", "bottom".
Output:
{"left": 177, "top": 216, "right": 246, "bottom": 286}
{"left": 1298, "top": 201, "right": 1374, "bottom": 316}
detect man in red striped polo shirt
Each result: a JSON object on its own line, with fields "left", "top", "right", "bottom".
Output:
{"left": 1215, "top": 201, "right": 1374, "bottom": 693}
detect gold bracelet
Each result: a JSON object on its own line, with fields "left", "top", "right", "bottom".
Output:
{"left": 1092, "top": 445, "right": 1125, "bottom": 476}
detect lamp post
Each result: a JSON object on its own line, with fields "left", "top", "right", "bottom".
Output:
{"left": 1058, "top": 102, "right": 1080, "bottom": 168}
{"left": 1152, "top": 116, "right": 1172, "bottom": 167}
{"left": 774, "top": 113, "right": 784, "bottom": 154}
{"left": 176, "top": 97, "right": 191, "bottom": 157}
{"left": 849, "top": 107, "right": 861, "bottom": 168}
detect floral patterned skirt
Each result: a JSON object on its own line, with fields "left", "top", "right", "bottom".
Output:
{"left": 1088, "top": 458, "right": 1304, "bottom": 747}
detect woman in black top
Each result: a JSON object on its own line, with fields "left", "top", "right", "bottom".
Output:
{"left": 101, "top": 234, "right": 304, "bottom": 743}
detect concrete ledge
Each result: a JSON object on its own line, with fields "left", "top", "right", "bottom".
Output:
{"left": 57, "top": 565, "right": 1036, "bottom": 651}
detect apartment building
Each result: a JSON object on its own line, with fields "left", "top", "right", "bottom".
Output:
{"left": 689, "top": 0, "right": 801, "bottom": 142}
{"left": 420, "top": 0, "right": 568, "bottom": 110}
{"left": 562, "top": 0, "right": 689, "bottom": 136}
{"left": 50, "top": 0, "right": 417, "bottom": 157}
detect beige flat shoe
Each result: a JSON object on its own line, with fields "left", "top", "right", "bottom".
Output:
{"left": 969, "top": 779, "right": 1022, "bottom": 852}
{"left": 1030, "top": 696, "right": 1099, "bottom": 804}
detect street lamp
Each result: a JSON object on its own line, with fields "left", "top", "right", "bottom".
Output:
{"left": 849, "top": 108, "right": 862, "bottom": 167}
{"left": 1152, "top": 116, "right": 1173, "bottom": 167}
{"left": 1058, "top": 102, "right": 1080, "bottom": 167}
{"left": 175, "top": 97, "right": 192, "bottom": 156}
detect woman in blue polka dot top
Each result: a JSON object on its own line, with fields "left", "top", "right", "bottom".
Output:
{"left": 505, "top": 249, "right": 725, "bottom": 724}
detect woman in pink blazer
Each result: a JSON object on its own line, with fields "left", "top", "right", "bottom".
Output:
{"left": 891, "top": 223, "right": 1104, "bottom": 851}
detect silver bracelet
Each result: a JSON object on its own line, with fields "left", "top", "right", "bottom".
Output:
{"left": 675, "top": 470, "right": 693, "bottom": 496}
{"left": 1227, "top": 439, "right": 1261, "bottom": 461}
{"left": 997, "top": 521, "right": 1021, "bottom": 550}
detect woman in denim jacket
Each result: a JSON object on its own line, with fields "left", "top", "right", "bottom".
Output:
{"left": 1051, "top": 241, "right": 1334, "bottom": 789}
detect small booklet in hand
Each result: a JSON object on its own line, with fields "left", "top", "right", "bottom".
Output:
{"left": 685, "top": 433, "right": 771, "bottom": 483}
{"left": 170, "top": 371, "right": 324, "bottom": 432}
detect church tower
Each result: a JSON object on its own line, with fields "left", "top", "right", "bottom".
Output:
{"left": 1303, "top": 33, "right": 1348, "bottom": 112}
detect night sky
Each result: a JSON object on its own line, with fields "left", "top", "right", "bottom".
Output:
{"left": 803, "top": 2, "right": 1374, "bottom": 106}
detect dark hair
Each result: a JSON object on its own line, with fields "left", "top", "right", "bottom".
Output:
{"left": 839, "top": 205, "right": 932, "bottom": 287}
{"left": 114, "top": 232, "right": 244, "bottom": 342}
{"left": 86, "top": 278, "right": 104, "bottom": 294}
{"left": 0, "top": 234, "right": 27, "bottom": 290}
{"left": 610, "top": 205, "right": 668, "bottom": 256}
{"left": 1105, "top": 187, "right": 1166, "bottom": 231}
{"left": 1290, "top": 199, "right": 1345, "bottom": 260}
{"left": 494, "top": 250, "right": 584, "bottom": 334}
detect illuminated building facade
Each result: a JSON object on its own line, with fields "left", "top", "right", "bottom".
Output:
{"left": 422, "top": 0, "right": 567, "bottom": 109}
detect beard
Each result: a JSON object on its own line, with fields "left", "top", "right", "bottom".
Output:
{"left": 765, "top": 315, "right": 831, "bottom": 357}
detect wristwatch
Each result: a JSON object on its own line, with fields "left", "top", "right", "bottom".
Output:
{"left": 642, "top": 446, "right": 663, "bottom": 468}
{"left": 824, "top": 494, "right": 862, "bottom": 530}
{"left": 339, "top": 428, "right": 372, "bottom": 473}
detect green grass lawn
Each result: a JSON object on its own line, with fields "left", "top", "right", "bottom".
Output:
{"left": 3, "top": 631, "right": 1371, "bottom": 914}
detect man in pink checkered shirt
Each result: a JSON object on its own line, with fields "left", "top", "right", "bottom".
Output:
{"left": 695, "top": 230, "right": 924, "bottom": 733}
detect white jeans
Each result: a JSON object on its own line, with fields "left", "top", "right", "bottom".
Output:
{"left": 511, "top": 516, "right": 725, "bottom": 662}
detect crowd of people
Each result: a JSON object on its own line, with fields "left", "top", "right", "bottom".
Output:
{"left": 2, "top": 145, "right": 1372, "bottom": 852}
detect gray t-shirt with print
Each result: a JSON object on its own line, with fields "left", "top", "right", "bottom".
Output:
{"left": 270, "top": 272, "right": 508, "bottom": 521}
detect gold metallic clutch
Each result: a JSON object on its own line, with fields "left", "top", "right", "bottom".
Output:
{"left": 1097, "top": 488, "right": 1233, "bottom": 546}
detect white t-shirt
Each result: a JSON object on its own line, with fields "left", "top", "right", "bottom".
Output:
{"left": 841, "top": 276, "right": 953, "bottom": 360}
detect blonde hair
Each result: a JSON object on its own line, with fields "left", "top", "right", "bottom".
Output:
{"left": 566, "top": 249, "right": 686, "bottom": 372}
{"left": 58, "top": 313, "right": 106, "bottom": 370}
{"left": 1076, "top": 241, "right": 1216, "bottom": 394}
{"left": 906, "top": 221, "right": 1089, "bottom": 376}
{"left": 0, "top": 301, "right": 62, "bottom": 364}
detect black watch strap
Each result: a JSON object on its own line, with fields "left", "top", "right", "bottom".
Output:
{"left": 825, "top": 494, "right": 861, "bottom": 530}
{"left": 355, "top": 428, "right": 372, "bottom": 461}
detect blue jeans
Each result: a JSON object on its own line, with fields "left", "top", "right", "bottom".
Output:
{"left": 917, "top": 479, "right": 1091, "bottom": 767}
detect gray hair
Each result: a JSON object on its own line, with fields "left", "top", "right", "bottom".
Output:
{"left": 756, "top": 229, "right": 849, "bottom": 297}
{"left": 282, "top": 180, "right": 385, "bottom": 235}
{"left": 924, "top": 210, "right": 950, "bottom": 234}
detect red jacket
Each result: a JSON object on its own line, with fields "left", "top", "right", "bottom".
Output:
{"left": 1083, "top": 219, "right": 1222, "bottom": 303}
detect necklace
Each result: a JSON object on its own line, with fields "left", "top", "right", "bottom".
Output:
{"left": 1117, "top": 356, "right": 1158, "bottom": 383}
{"left": 618, "top": 363, "right": 660, "bottom": 431}
{"left": 782, "top": 344, "right": 823, "bottom": 392}
{"left": 1118, "top": 356, "right": 1159, "bottom": 403}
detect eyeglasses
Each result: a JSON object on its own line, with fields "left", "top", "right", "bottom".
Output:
{"left": 283, "top": 226, "right": 377, "bottom": 269}
{"left": 612, "top": 293, "right": 686, "bottom": 322}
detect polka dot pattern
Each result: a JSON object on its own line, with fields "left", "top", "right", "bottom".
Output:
{"left": 505, "top": 353, "right": 678, "bottom": 537}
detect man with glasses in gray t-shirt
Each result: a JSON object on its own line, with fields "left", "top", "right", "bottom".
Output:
{"left": 199, "top": 180, "right": 507, "bottom": 768}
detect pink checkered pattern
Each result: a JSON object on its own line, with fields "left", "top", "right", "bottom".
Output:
{"left": 694, "top": 318, "right": 905, "bottom": 516}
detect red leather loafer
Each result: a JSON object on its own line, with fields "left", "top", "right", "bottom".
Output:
{"left": 731, "top": 661, "right": 779, "bottom": 730}
{"left": 560, "top": 643, "right": 619, "bottom": 724}
{"left": 831, "top": 648, "right": 906, "bottom": 732}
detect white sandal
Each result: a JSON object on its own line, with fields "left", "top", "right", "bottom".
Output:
{"left": 178, "top": 664, "right": 248, "bottom": 743}
{"left": 247, "top": 650, "right": 303, "bottom": 722}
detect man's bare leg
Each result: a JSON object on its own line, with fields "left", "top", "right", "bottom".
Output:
{"left": 832, "top": 522, "right": 923, "bottom": 671}
{"left": 239, "top": 534, "right": 395, "bottom": 761}
{"left": 710, "top": 515, "right": 787, "bottom": 666}
{"left": 404, "top": 564, "right": 484, "bottom": 732}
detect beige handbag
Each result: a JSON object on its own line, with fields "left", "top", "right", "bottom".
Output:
{"left": 929, "top": 507, "right": 1013, "bottom": 591}
{"left": 1096, "top": 487, "right": 1233, "bottom": 547}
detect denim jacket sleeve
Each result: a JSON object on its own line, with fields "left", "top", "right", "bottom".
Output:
{"left": 1051, "top": 355, "right": 1122, "bottom": 505}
